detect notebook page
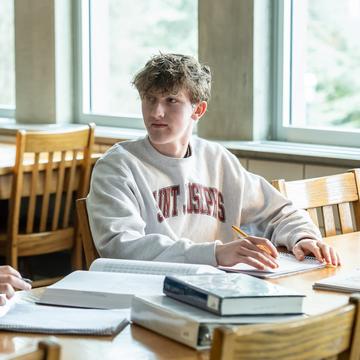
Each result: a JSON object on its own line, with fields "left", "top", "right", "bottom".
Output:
{"left": 0, "top": 302, "right": 129, "bottom": 335}
{"left": 220, "top": 252, "right": 325, "bottom": 278}
{"left": 90, "top": 258, "right": 223, "bottom": 275}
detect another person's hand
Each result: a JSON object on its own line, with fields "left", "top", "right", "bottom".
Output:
{"left": 0, "top": 265, "right": 32, "bottom": 305}
{"left": 292, "top": 239, "right": 340, "bottom": 266}
{"left": 215, "top": 236, "right": 279, "bottom": 270}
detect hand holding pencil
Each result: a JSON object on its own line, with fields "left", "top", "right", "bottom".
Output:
{"left": 215, "top": 225, "right": 279, "bottom": 270}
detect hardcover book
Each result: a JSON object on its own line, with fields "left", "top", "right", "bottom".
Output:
{"left": 163, "top": 273, "right": 305, "bottom": 316}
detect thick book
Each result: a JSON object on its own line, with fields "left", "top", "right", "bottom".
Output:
{"left": 313, "top": 269, "right": 360, "bottom": 292}
{"left": 38, "top": 258, "right": 223, "bottom": 309}
{"left": 131, "top": 295, "right": 306, "bottom": 349}
{"left": 219, "top": 252, "right": 325, "bottom": 278}
{"left": 163, "top": 273, "right": 305, "bottom": 316}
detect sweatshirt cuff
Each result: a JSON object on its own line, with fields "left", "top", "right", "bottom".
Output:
{"left": 287, "top": 230, "right": 322, "bottom": 250}
{"left": 184, "top": 241, "right": 221, "bottom": 267}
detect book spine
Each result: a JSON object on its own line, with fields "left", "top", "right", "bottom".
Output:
{"left": 163, "top": 277, "right": 221, "bottom": 315}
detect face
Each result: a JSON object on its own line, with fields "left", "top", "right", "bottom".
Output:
{"left": 141, "top": 89, "right": 207, "bottom": 157}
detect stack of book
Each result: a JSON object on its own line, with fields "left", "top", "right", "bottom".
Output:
{"left": 33, "top": 257, "right": 307, "bottom": 348}
{"left": 131, "top": 271, "right": 306, "bottom": 349}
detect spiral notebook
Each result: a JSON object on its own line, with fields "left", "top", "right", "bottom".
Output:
{"left": 219, "top": 252, "right": 326, "bottom": 278}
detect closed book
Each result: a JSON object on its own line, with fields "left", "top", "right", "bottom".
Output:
{"left": 163, "top": 273, "right": 305, "bottom": 315}
{"left": 131, "top": 295, "right": 306, "bottom": 349}
{"left": 313, "top": 269, "right": 360, "bottom": 292}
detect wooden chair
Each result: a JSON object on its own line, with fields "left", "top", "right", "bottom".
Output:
{"left": 271, "top": 169, "right": 360, "bottom": 237}
{"left": 9, "top": 339, "right": 60, "bottom": 360}
{"left": 76, "top": 197, "right": 99, "bottom": 269}
{"left": 0, "top": 124, "right": 95, "bottom": 286}
{"left": 210, "top": 294, "right": 360, "bottom": 360}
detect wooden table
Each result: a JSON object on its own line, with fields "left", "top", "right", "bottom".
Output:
{"left": 0, "top": 232, "right": 359, "bottom": 360}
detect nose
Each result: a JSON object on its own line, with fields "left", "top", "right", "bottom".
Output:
{"left": 150, "top": 101, "right": 165, "bottom": 119}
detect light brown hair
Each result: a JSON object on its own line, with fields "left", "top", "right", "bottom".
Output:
{"left": 132, "top": 53, "right": 211, "bottom": 103}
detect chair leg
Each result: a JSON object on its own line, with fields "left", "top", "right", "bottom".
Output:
{"left": 71, "top": 230, "right": 83, "bottom": 270}
{"left": 7, "top": 246, "right": 18, "bottom": 270}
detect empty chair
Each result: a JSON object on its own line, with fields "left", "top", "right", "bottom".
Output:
{"left": 1, "top": 124, "right": 95, "bottom": 286}
{"left": 271, "top": 169, "right": 360, "bottom": 237}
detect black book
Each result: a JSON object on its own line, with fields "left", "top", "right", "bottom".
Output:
{"left": 163, "top": 273, "right": 305, "bottom": 316}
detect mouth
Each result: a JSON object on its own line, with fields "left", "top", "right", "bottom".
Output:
{"left": 151, "top": 124, "right": 168, "bottom": 128}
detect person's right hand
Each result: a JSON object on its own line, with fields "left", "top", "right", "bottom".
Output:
{"left": 0, "top": 265, "right": 32, "bottom": 305}
{"left": 215, "top": 236, "right": 279, "bottom": 270}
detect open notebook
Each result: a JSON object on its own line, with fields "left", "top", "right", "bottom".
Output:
{"left": 219, "top": 252, "right": 326, "bottom": 278}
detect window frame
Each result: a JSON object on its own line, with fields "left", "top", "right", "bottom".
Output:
{"left": 75, "top": 0, "right": 144, "bottom": 129}
{"left": 274, "top": 0, "right": 360, "bottom": 148}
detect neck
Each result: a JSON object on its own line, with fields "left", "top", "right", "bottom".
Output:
{"left": 149, "top": 139, "right": 190, "bottom": 158}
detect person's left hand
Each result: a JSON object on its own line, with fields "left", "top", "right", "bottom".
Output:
{"left": 292, "top": 238, "right": 340, "bottom": 266}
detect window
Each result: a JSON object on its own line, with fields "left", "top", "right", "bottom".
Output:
{"left": 0, "top": 0, "right": 15, "bottom": 118}
{"left": 275, "top": 0, "right": 360, "bottom": 147}
{"left": 77, "top": 0, "right": 198, "bottom": 129}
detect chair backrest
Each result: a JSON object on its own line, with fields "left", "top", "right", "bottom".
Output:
{"left": 210, "top": 294, "right": 360, "bottom": 360}
{"left": 9, "top": 339, "right": 60, "bottom": 360}
{"left": 76, "top": 197, "right": 99, "bottom": 269}
{"left": 271, "top": 169, "right": 360, "bottom": 237}
{"left": 7, "top": 124, "right": 95, "bottom": 272}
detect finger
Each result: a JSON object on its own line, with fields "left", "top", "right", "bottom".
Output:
{"left": 328, "top": 247, "right": 338, "bottom": 266}
{"left": 236, "top": 255, "right": 268, "bottom": 270}
{"left": 0, "top": 265, "right": 21, "bottom": 279}
{"left": 0, "top": 274, "right": 31, "bottom": 291}
{"left": 337, "top": 252, "right": 342, "bottom": 266}
{"left": 236, "top": 247, "right": 279, "bottom": 269}
{"left": 0, "top": 284, "right": 15, "bottom": 299}
{"left": 318, "top": 242, "right": 332, "bottom": 264}
{"left": 292, "top": 244, "right": 306, "bottom": 261}
{"left": 0, "top": 295, "right": 6, "bottom": 305}
{"left": 247, "top": 236, "right": 279, "bottom": 258}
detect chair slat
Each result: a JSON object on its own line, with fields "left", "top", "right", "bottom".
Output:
{"left": 322, "top": 205, "right": 337, "bottom": 237}
{"left": 40, "top": 152, "right": 54, "bottom": 232}
{"left": 306, "top": 208, "right": 319, "bottom": 228}
{"left": 52, "top": 151, "right": 66, "bottom": 231}
{"left": 338, "top": 202, "right": 355, "bottom": 234}
{"left": 272, "top": 169, "right": 360, "bottom": 237}
{"left": 26, "top": 153, "right": 40, "bottom": 234}
{"left": 62, "top": 150, "right": 78, "bottom": 228}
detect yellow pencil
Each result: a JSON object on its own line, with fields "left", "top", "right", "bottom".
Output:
{"left": 231, "top": 225, "right": 273, "bottom": 256}
{"left": 231, "top": 225, "right": 248, "bottom": 238}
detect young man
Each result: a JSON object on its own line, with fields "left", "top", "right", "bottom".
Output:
{"left": 87, "top": 53, "right": 340, "bottom": 269}
{"left": 0, "top": 265, "right": 31, "bottom": 305}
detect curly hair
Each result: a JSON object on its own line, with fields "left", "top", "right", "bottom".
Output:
{"left": 132, "top": 53, "right": 211, "bottom": 103}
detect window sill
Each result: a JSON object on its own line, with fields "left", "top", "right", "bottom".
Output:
{"left": 0, "top": 119, "right": 359, "bottom": 167}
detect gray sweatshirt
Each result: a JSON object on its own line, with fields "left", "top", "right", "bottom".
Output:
{"left": 87, "top": 136, "right": 321, "bottom": 266}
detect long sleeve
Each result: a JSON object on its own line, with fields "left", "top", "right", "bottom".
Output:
{"left": 238, "top": 169, "right": 322, "bottom": 250}
{"left": 86, "top": 146, "right": 219, "bottom": 266}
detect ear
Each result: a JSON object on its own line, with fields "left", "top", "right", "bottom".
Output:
{"left": 191, "top": 101, "right": 207, "bottom": 121}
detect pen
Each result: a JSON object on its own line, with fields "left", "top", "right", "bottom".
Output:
{"left": 231, "top": 225, "right": 273, "bottom": 256}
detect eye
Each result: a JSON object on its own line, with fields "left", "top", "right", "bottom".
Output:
{"left": 167, "top": 97, "right": 178, "bottom": 104}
